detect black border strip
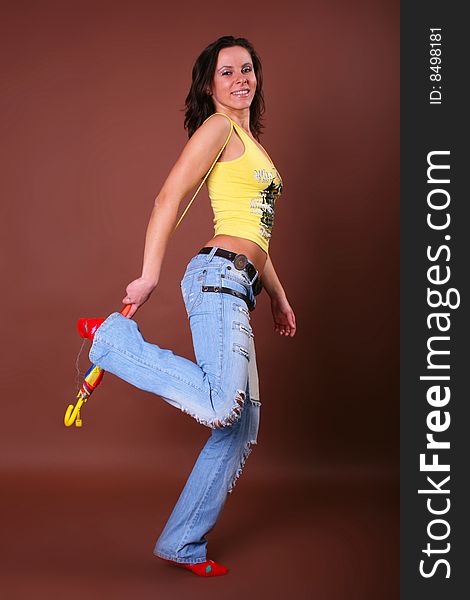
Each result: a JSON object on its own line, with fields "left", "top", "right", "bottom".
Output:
{"left": 401, "top": 3, "right": 468, "bottom": 597}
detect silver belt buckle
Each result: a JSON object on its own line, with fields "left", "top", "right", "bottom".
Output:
{"left": 233, "top": 253, "right": 248, "bottom": 270}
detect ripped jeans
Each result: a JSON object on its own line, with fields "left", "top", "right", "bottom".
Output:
{"left": 88, "top": 246, "right": 261, "bottom": 564}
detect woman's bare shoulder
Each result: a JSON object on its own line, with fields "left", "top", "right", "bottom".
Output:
{"left": 180, "top": 113, "right": 232, "bottom": 164}
{"left": 157, "top": 114, "right": 233, "bottom": 201}
{"left": 192, "top": 112, "right": 232, "bottom": 143}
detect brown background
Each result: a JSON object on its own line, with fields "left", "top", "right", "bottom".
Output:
{"left": 1, "top": 0, "right": 399, "bottom": 598}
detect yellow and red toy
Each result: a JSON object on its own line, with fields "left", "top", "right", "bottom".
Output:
{"left": 64, "top": 304, "right": 131, "bottom": 427}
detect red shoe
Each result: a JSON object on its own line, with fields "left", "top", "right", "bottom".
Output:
{"left": 77, "top": 318, "right": 105, "bottom": 341}
{"left": 158, "top": 556, "right": 229, "bottom": 577}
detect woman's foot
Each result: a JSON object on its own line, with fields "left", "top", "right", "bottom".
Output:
{"left": 77, "top": 318, "right": 105, "bottom": 341}
{"left": 158, "top": 556, "right": 229, "bottom": 577}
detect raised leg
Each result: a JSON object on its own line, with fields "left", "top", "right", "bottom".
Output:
{"left": 89, "top": 259, "right": 255, "bottom": 430}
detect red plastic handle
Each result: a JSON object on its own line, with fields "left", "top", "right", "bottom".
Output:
{"left": 120, "top": 304, "right": 132, "bottom": 317}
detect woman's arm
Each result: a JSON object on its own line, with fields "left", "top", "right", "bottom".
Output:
{"left": 122, "top": 114, "right": 232, "bottom": 318}
{"left": 262, "top": 254, "right": 297, "bottom": 337}
{"left": 261, "top": 253, "right": 286, "bottom": 301}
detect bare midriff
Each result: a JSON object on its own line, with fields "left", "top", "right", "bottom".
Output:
{"left": 201, "top": 234, "right": 268, "bottom": 276}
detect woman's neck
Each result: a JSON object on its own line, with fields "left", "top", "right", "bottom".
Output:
{"left": 213, "top": 105, "right": 251, "bottom": 132}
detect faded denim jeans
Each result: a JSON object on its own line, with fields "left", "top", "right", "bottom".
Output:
{"left": 89, "top": 246, "right": 261, "bottom": 564}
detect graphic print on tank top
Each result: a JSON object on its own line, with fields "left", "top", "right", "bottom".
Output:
{"left": 251, "top": 169, "right": 283, "bottom": 241}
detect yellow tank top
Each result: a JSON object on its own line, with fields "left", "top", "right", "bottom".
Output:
{"left": 203, "top": 112, "right": 283, "bottom": 254}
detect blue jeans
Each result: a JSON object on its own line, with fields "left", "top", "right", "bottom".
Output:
{"left": 89, "top": 247, "right": 261, "bottom": 564}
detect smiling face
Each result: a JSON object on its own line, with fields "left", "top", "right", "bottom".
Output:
{"left": 209, "top": 46, "right": 257, "bottom": 115}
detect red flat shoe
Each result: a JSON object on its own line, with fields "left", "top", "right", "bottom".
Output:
{"left": 77, "top": 318, "right": 105, "bottom": 341}
{"left": 158, "top": 556, "right": 229, "bottom": 577}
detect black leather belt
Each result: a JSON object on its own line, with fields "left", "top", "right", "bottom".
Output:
{"left": 201, "top": 285, "right": 255, "bottom": 311}
{"left": 198, "top": 247, "right": 258, "bottom": 282}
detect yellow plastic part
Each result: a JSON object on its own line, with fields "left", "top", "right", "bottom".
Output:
{"left": 64, "top": 365, "right": 104, "bottom": 427}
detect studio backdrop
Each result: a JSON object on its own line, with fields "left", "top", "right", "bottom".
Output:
{"left": 0, "top": 1, "right": 399, "bottom": 598}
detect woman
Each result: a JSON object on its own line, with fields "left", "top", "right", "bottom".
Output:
{"left": 78, "top": 36, "right": 296, "bottom": 577}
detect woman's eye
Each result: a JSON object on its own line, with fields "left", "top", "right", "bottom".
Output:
{"left": 221, "top": 67, "right": 252, "bottom": 76}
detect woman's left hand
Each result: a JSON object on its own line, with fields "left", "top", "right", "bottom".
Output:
{"left": 270, "top": 295, "right": 296, "bottom": 337}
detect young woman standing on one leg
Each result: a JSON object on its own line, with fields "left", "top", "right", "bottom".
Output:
{"left": 78, "top": 35, "right": 296, "bottom": 577}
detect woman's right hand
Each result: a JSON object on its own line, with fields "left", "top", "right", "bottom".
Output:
{"left": 122, "top": 276, "right": 157, "bottom": 318}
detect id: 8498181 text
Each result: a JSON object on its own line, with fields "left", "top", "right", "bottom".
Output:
{"left": 429, "top": 28, "right": 442, "bottom": 105}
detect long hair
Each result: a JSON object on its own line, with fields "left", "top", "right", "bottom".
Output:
{"left": 184, "top": 36, "right": 265, "bottom": 140}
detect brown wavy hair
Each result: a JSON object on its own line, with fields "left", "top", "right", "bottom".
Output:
{"left": 184, "top": 36, "right": 265, "bottom": 140}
